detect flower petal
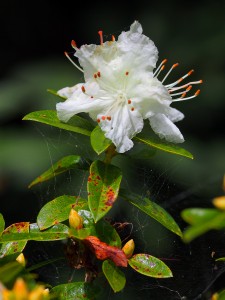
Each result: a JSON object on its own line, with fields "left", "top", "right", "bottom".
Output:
{"left": 149, "top": 114, "right": 184, "bottom": 143}
{"left": 99, "top": 105, "right": 144, "bottom": 153}
{"left": 117, "top": 21, "right": 158, "bottom": 71}
{"left": 56, "top": 83, "right": 110, "bottom": 122}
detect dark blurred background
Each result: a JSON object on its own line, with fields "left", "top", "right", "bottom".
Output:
{"left": 1, "top": 1, "right": 225, "bottom": 299}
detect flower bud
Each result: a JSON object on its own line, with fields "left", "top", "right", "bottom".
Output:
{"left": 69, "top": 209, "right": 83, "bottom": 230}
{"left": 29, "top": 286, "right": 49, "bottom": 300}
{"left": 213, "top": 196, "right": 225, "bottom": 210}
{"left": 16, "top": 253, "right": 26, "bottom": 267}
{"left": 122, "top": 239, "right": 135, "bottom": 258}
{"left": 13, "top": 278, "right": 29, "bottom": 298}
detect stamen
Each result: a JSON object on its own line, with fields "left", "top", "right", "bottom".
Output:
{"left": 155, "top": 65, "right": 165, "bottom": 78}
{"left": 125, "top": 71, "right": 129, "bottom": 76}
{"left": 107, "top": 116, "right": 111, "bottom": 121}
{"left": 161, "top": 63, "right": 179, "bottom": 83}
{"left": 172, "top": 89, "right": 201, "bottom": 102}
{"left": 98, "top": 31, "right": 103, "bottom": 45}
{"left": 97, "top": 71, "right": 101, "bottom": 77}
{"left": 97, "top": 118, "right": 100, "bottom": 123}
{"left": 131, "top": 107, "right": 135, "bottom": 111}
{"left": 94, "top": 73, "right": 98, "bottom": 79}
{"left": 169, "top": 85, "right": 192, "bottom": 96}
{"left": 166, "top": 68, "right": 194, "bottom": 88}
{"left": 112, "top": 35, "right": 115, "bottom": 42}
{"left": 168, "top": 80, "right": 202, "bottom": 92}
{"left": 128, "top": 99, "right": 131, "bottom": 104}
{"left": 64, "top": 51, "right": 84, "bottom": 73}
{"left": 153, "top": 59, "right": 167, "bottom": 76}
{"left": 81, "top": 86, "right": 86, "bottom": 93}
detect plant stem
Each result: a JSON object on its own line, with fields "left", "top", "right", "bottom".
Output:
{"left": 104, "top": 144, "right": 117, "bottom": 164}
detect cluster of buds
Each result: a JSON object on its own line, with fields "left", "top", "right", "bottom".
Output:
{"left": 1, "top": 278, "right": 49, "bottom": 300}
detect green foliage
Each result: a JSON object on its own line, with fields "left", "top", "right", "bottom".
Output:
{"left": 90, "top": 126, "right": 111, "bottom": 154}
{"left": 29, "top": 155, "right": 90, "bottom": 188}
{"left": 23, "top": 110, "right": 94, "bottom": 136}
{"left": 102, "top": 260, "right": 126, "bottom": 292}
{"left": 128, "top": 254, "right": 173, "bottom": 278}
{"left": 37, "top": 196, "right": 88, "bottom": 230}
{"left": 120, "top": 190, "right": 182, "bottom": 237}
{"left": 134, "top": 132, "right": 193, "bottom": 159}
{"left": 88, "top": 161, "right": 122, "bottom": 222}
{"left": 0, "top": 213, "right": 5, "bottom": 236}
{"left": 0, "top": 261, "right": 24, "bottom": 285}
{"left": 182, "top": 208, "right": 225, "bottom": 242}
{"left": 51, "top": 282, "right": 99, "bottom": 300}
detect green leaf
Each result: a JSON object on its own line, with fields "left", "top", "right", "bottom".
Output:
{"left": 181, "top": 208, "right": 220, "bottom": 225}
{"left": 27, "top": 257, "right": 64, "bottom": 272}
{"left": 0, "top": 222, "right": 29, "bottom": 258}
{"left": 0, "top": 213, "right": 5, "bottom": 236}
{"left": 37, "top": 195, "right": 88, "bottom": 230}
{"left": 216, "top": 257, "right": 225, "bottom": 262}
{"left": 182, "top": 209, "right": 225, "bottom": 242}
{"left": 95, "top": 220, "right": 121, "bottom": 247}
{"left": 0, "top": 223, "right": 69, "bottom": 243}
{"left": 90, "top": 126, "right": 111, "bottom": 154}
{"left": 69, "top": 227, "right": 92, "bottom": 240}
{"left": 102, "top": 260, "right": 126, "bottom": 292}
{"left": 23, "top": 110, "right": 94, "bottom": 136}
{"left": 120, "top": 190, "right": 182, "bottom": 237}
{"left": 29, "top": 155, "right": 90, "bottom": 188}
{"left": 129, "top": 254, "right": 173, "bottom": 278}
{"left": 0, "top": 261, "right": 24, "bottom": 284}
{"left": 134, "top": 133, "right": 193, "bottom": 159}
{"left": 51, "top": 282, "right": 99, "bottom": 300}
{"left": 88, "top": 161, "right": 122, "bottom": 222}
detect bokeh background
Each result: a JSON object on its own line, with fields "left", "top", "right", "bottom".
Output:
{"left": 1, "top": 1, "right": 225, "bottom": 299}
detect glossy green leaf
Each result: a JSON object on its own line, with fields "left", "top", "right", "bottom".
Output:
{"left": 95, "top": 220, "right": 121, "bottom": 247}
{"left": 181, "top": 208, "right": 221, "bottom": 225}
{"left": 120, "top": 190, "right": 182, "bottom": 237}
{"left": 134, "top": 133, "right": 193, "bottom": 159}
{"left": 51, "top": 282, "right": 99, "bottom": 300}
{"left": 0, "top": 213, "right": 5, "bottom": 236}
{"left": 0, "top": 222, "right": 29, "bottom": 258}
{"left": 182, "top": 209, "right": 225, "bottom": 242}
{"left": 129, "top": 254, "right": 173, "bottom": 278}
{"left": 23, "top": 110, "right": 94, "bottom": 136}
{"left": 216, "top": 257, "right": 225, "bottom": 262}
{"left": 29, "top": 155, "right": 90, "bottom": 188}
{"left": 0, "top": 223, "right": 69, "bottom": 243}
{"left": 37, "top": 195, "right": 88, "bottom": 230}
{"left": 0, "top": 261, "right": 24, "bottom": 284}
{"left": 102, "top": 260, "right": 126, "bottom": 292}
{"left": 90, "top": 126, "right": 111, "bottom": 154}
{"left": 47, "top": 89, "right": 66, "bottom": 99}
{"left": 69, "top": 227, "right": 92, "bottom": 240}
{"left": 88, "top": 161, "right": 122, "bottom": 222}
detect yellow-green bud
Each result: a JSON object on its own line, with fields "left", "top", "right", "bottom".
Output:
{"left": 69, "top": 209, "right": 83, "bottom": 230}
{"left": 122, "top": 239, "right": 135, "bottom": 258}
{"left": 213, "top": 196, "right": 225, "bottom": 210}
{"left": 16, "top": 253, "right": 26, "bottom": 267}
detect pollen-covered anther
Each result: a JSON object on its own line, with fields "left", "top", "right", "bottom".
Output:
{"left": 195, "top": 89, "right": 201, "bottom": 96}
{"left": 112, "top": 35, "right": 115, "bottom": 41}
{"left": 181, "top": 92, "right": 186, "bottom": 98}
{"left": 97, "top": 71, "right": 101, "bottom": 77}
{"left": 107, "top": 116, "right": 111, "bottom": 121}
{"left": 98, "top": 30, "right": 103, "bottom": 45}
{"left": 81, "top": 86, "right": 86, "bottom": 93}
{"left": 71, "top": 40, "right": 77, "bottom": 49}
{"left": 186, "top": 85, "right": 192, "bottom": 92}
{"left": 172, "top": 63, "right": 179, "bottom": 69}
{"left": 128, "top": 99, "right": 131, "bottom": 104}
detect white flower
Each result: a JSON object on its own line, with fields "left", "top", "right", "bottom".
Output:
{"left": 56, "top": 21, "right": 202, "bottom": 153}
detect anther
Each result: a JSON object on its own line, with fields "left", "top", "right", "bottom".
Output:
{"left": 131, "top": 107, "right": 135, "bottom": 111}
{"left": 161, "top": 63, "right": 179, "bottom": 83}
{"left": 101, "top": 116, "right": 106, "bottom": 120}
{"left": 97, "top": 71, "right": 101, "bottom": 77}
{"left": 81, "top": 86, "right": 86, "bottom": 93}
{"left": 112, "top": 35, "right": 115, "bottom": 42}
{"left": 71, "top": 40, "right": 77, "bottom": 49}
{"left": 107, "top": 116, "right": 111, "bottom": 121}
{"left": 128, "top": 99, "right": 131, "bottom": 104}
{"left": 126, "top": 71, "right": 129, "bottom": 76}
{"left": 98, "top": 31, "right": 103, "bottom": 45}
{"left": 94, "top": 73, "right": 97, "bottom": 79}
{"left": 181, "top": 92, "right": 186, "bottom": 98}
{"left": 172, "top": 63, "right": 179, "bottom": 69}
{"left": 195, "top": 89, "right": 201, "bottom": 96}
{"left": 97, "top": 118, "right": 100, "bottom": 123}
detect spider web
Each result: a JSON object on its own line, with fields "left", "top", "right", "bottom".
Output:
{"left": 24, "top": 124, "right": 225, "bottom": 300}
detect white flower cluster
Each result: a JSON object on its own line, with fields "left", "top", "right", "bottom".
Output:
{"left": 57, "top": 21, "right": 202, "bottom": 153}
